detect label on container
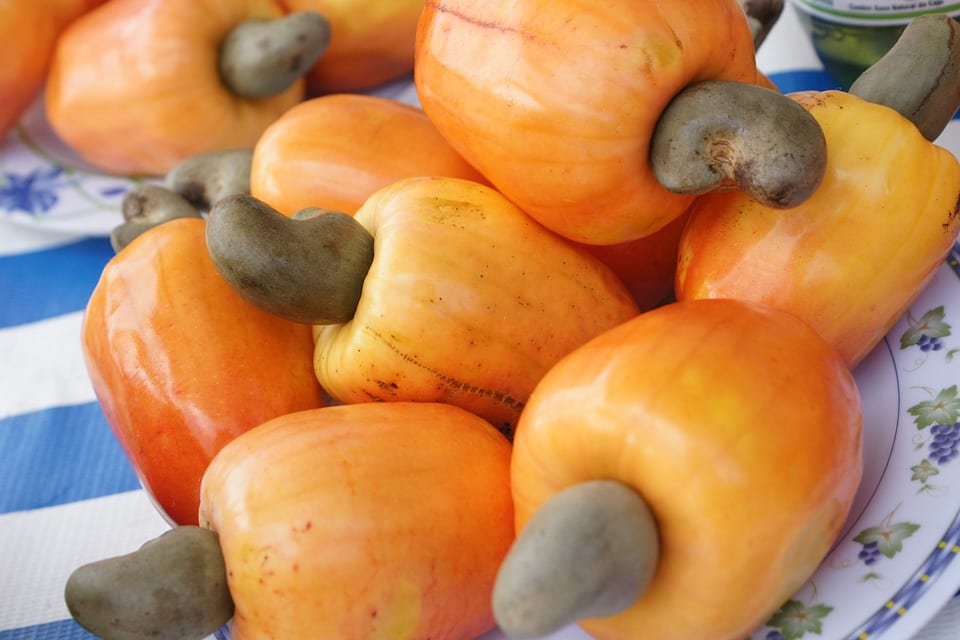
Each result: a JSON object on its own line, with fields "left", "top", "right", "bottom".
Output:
{"left": 791, "top": 0, "right": 960, "bottom": 24}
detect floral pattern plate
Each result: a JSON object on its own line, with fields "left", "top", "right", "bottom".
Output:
{"left": 0, "top": 92, "right": 144, "bottom": 236}
{"left": 0, "top": 78, "right": 422, "bottom": 237}
{"left": 473, "top": 254, "right": 960, "bottom": 640}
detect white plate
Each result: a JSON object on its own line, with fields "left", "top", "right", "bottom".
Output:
{"left": 0, "top": 77, "right": 422, "bottom": 237}
{"left": 0, "top": 92, "right": 143, "bottom": 236}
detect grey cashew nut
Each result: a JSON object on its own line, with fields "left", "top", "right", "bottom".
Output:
{"left": 849, "top": 13, "right": 960, "bottom": 142}
{"left": 64, "top": 526, "right": 233, "bottom": 640}
{"left": 165, "top": 148, "right": 254, "bottom": 211}
{"left": 649, "top": 80, "right": 827, "bottom": 209}
{"left": 110, "top": 184, "right": 202, "bottom": 253}
{"left": 493, "top": 480, "right": 659, "bottom": 639}
{"left": 219, "top": 11, "right": 331, "bottom": 99}
{"left": 205, "top": 194, "right": 375, "bottom": 325}
{"left": 739, "top": 0, "right": 784, "bottom": 49}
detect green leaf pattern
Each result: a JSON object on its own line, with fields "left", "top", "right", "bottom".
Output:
{"left": 907, "top": 385, "right": 960, "bottom": 430}
{"left": 900, "top": 306, "right": 951, "bottom": 348}
{"left": 766, "top": 600, "right": 834, "bottom": 640}
{"left": 853, "top": 522, "right": 921, "bottom": 558}
{"left": 910, "top": 459, "right": 939, "bottom": 487}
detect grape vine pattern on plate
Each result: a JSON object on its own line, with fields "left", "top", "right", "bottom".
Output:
{"left": 929, "top": 422, "right": 960, "bottom": 466}
{"left": 853, "top": 517, "right": 921, "bottom": 581}
{"left": 750, "top": 302, "right": 960, "bottom": 640}
{"left": 900, "top": 306, "right": 959, "bottom": 364}
{"left": 907, "top": 385, "right": 960, "bottom": 494}
{"left": 754, "top": 513, "right": 921, "bottom": 640}
{"left": 762, "top": 600, "right": 833, "bottom": 640}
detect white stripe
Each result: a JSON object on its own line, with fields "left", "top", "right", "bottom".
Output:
{"left": 0, "top": 490, "right": 170, "bottom": 631}
{"left": 0, "top": 220, "right": 85, "bottom": 257}
{"left": 0, "top": 312, "right": 96, "bottom": 418}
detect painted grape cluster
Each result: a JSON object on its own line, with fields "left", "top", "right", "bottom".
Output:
{"left": 929, "top": 422, "right": 960, "bottom": 465}
{"left": 902, "top": 307, "right": 960, "bottom": 477}
{"left": 907, "top": 384, "right": 960, "bottom": 472}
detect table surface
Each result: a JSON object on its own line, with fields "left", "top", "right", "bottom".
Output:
{"left": 2, "top": 5, "right": 960, "bottom": 640}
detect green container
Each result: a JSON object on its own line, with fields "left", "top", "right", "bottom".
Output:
{"left": 788, "top": 0, "right": 960, "bottom": 89}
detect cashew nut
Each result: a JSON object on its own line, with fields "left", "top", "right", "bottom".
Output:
{"left": 849, "top": 13, "right": 960, "bottom": 142}
{"left": 205, "top": 194, "right": 374, "bottom": 325}
{"left": 219, "top": 11, "right": 331, "bottom": 99}
{"left": 64, "top": 526, "right": 233, "bottom": 640}
{"left": 165, "top": 148, "right": 253, "bottom": 211}
{"left": 110, "top": 184, "right": 202, "bottom": 252}
{"left": 493, "top": 480, "right": 659, "bottom": 638}
{"left": 649, "top": 80, "right": 827, "bottom": 209}
{"left": 739, "top": 0, "right": 784, "bottom": 49}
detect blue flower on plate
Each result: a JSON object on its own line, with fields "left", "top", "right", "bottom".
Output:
{"left": 0, "top": 165, "right": 71, "bottom": 215}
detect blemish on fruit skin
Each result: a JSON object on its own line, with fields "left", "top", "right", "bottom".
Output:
{"left": 363, "top": 326, "right": 525, "bottom": 413}
{"left": 948, "top": 192, "right": 960, "bottom": 230}
{"left": 426, "top": 0, "right": 537, "bottom": 41}
{"left": 292, "top": 520, "right": 313, "bottom": 534}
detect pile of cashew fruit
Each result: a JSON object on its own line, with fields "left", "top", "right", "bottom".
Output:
{"left": 43, "top": 0, "right": 960, "bottom": 639}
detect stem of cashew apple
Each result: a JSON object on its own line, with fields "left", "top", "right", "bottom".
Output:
{"left": 849, "top": 14, "right": 960, "bottom": 142}
{"left": 649, "top": 80, "right": 828, "bottom": 209}
{"left": 205, "top": 194, "right": 375, "bottom": 325}
{"left": 165, "top": 149, "right": 254, "bottom": 211}
{"left": 64, "top": 526, "right": 233, "bottom": 640}
{"left": 219, "top": 11, "right": 331, "bottom": 99}
{"left": 493, "top": 480, "right": 660, "bottom": 639}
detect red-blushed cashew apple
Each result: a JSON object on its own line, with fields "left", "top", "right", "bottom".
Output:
{"left": 82, "top": 218, "right": 325, "bottom": 525}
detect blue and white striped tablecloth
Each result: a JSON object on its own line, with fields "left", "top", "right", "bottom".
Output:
{"left": 0, "top": 225, "right": 171, "bottom": 639}
{"left": 2, "top": 5, "right": 960, "bottom": 640}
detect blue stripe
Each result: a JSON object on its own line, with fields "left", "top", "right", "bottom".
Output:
{"left": 0, "top": 620, "right": 95, "bottom": 640}
{"left": 769, "top": 68, "right": 960, "bottom": 122}
{"left": 0, "top": 620, "right": 231, "bottom": 639}
{"left": 0, "top": 402, "right": 140, "bottom": 514}
{"left": 0, "top": 237, "right": 113, "bottom": 329}
{"left": 768, "top": 68, "right": 843, "bottom": 93}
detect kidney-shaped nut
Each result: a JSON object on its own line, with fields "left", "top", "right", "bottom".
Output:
{"left": 739, "top": 0, "right": 784, "bottom": 49}
{"left": 205, "top": 194, "right": 375, "bottom": 325}
{"left": 850, "top": 13, "right": 960, "bottom": 142}
{"left": 64, "top": 526, "right": 233, "bottom": 640}
{"left": 111, "top": 184, "right": 202, "bottom": 252}
{"left": 493, "top": 480, "right": 660, "bottom": 639}
{"left": 219, "top": 11, "right": 331, "bottom": 99}
{"left": 650, "top": 79, "right": 827, "bottom": 209}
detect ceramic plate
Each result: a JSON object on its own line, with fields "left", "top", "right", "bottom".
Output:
{"left": 0, "top": 77, "right": 422, "bottom": 237}
{"left": 0, "top": 92, "right": 143, "bottom": 236}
